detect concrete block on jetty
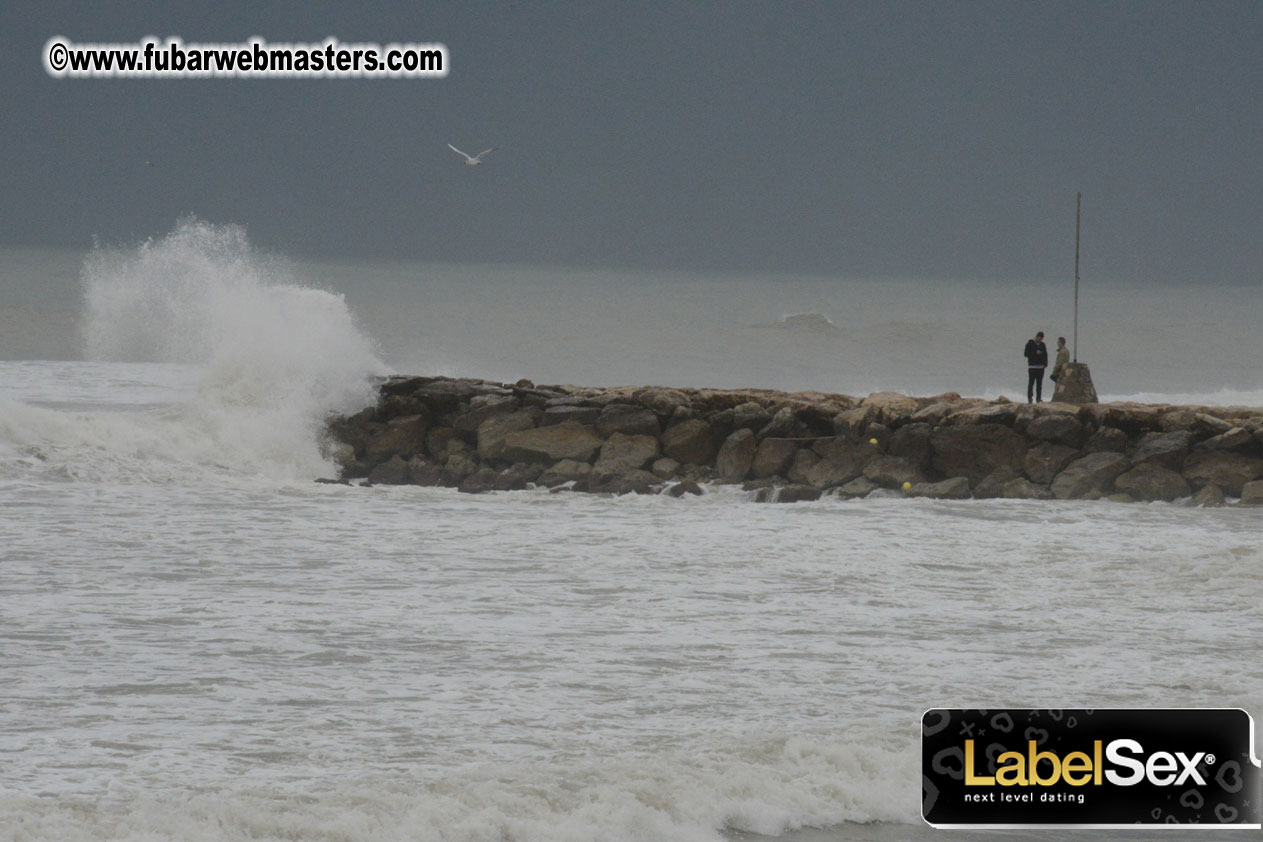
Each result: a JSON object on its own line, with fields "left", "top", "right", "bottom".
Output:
{"left": 324, "top": 376, "right": 1263, "bottom": 505}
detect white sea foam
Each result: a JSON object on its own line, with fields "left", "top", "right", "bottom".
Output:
{"left": 3, "top": 474, "right": 1261, "bottom": 841}
{"left": 0, "top": 220, "right": 387, "bottom": 481}
{"left": 0, "top": 736, "right": 911, "bottom": 842}
{"left": 1100, "top": 388, "right": 1263, "bottom": 409}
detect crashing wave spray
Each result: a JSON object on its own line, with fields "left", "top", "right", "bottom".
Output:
{"left": 75, "top": 218, "right": 385, "bottom": 479}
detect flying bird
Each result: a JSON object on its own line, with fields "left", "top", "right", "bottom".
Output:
{"left": 448, "top": 144, "right": 499, "bottom": 166}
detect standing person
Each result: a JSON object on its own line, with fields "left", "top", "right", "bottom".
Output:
{"left": 1024, "top": 331, "right": 1048, "bottom": 403}
{"left": 1050, "top": 336, "right": 1069, "bottom": 387}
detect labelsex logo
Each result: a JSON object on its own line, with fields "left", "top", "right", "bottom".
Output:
{"left": 922, "top": 708, "right": 1261, "bottom": 827}
{"left": 964, "top": 738, "right": 1210, "bottom": 787}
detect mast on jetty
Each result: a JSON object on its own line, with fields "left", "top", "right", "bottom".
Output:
{"left": 1074, "top": 192, "right": 1080, "bottom": 362}
{"left": 1052, "top": 193, "right": 1098, "bottom": 403}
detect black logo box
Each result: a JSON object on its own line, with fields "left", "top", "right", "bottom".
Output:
{"left": 922, "top": 708, "right": 1260, "bottom": 827}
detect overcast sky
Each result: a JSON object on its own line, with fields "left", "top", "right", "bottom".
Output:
{"left": 1, "top": 1, "right": 1259, "bottom": 284}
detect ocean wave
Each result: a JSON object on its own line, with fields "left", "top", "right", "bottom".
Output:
{"left": 752, "top": 313, "right": 840, "bottom": 332}
{"left": 0, "top": 734, "right": 914, "bottom": 842}
{"left": 0, "top": 220, "right": 387, "bottom": 481}
{"left": 1099, "top": 387, "right": 1263, "bottom": 408}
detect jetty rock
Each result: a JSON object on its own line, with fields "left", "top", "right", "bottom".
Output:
{"left": 323, "top": 376, "right": 1263, "bottom": 506}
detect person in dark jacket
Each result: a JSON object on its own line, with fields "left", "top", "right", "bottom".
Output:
{"left": 1024, "top": 331, "right": 1048, "bottom": 403}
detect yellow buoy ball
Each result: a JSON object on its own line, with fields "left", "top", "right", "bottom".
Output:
{"left": 869, "top": 437, "right": 878, "bottom": 445}
{"left": 902, "top": 481, "right": 912, "bottom": 492}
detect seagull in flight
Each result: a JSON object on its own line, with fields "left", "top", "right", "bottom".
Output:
{"left": 448, "top": 144, "right": 499, "bottom": 166}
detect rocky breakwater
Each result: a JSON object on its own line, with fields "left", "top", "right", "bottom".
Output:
{"left": 323, "top": 376, "right": 1263, "bottom": 506}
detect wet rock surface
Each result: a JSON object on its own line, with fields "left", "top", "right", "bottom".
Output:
{"left": 327, "top": 376, "right": 1263, "bottom": 505}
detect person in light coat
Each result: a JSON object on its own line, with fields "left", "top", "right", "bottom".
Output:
{"left": 1050, "top": 336, "right": 1070, "bottom": 388}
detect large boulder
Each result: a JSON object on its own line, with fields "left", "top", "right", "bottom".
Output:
{"left": 1086, "top": 403, "right": 1159, "bottom": 435}
{"left": 441, "top": 452, "right": 479, "bottom": 485}
{"left": 862, "top": 455, "right": 926, "bottom": 489}
{"left": 758, "top": 406, "right": 804, "bottom": 439}
{"left": 750, "top": 438, "right": 799, "bottom": 478}
{"left": 834, "top": 476, "right": 879, "bottom": 498}
{"left": 407, "top": 456, "right": 443, "bottom": 486}
{"left": 731, "top": 401, "right": 773, "bottom": 432}
{"left": 714, "top": 429, "right": 757, "bottom": 482}
{"left": 494, "top": 463, "right": 543, "bottom": 491}
{"left": 595, "top": 404, "right": 661, "bottom": 438}
{"left": 889, "top": 422, "right": 934, "bottom": 472}
{"left": 930, "top": 425, "right": 1027, "bottom": 485}
{"left": 587, "top": 469, "right": 661, "bottom": 495}
{"left": 1158, "top": 409, "right": 1199, "bottom": 433}
{"left": 1196, "top": 427, "right": 1259, "bottom": 455}
{"left": 707, "top": 408, "right": 736, "bottom": 442}
{"left": 379, "top": 393, "right": 426, "bottom": 420}
{"left": 366, "top": 455, "right": 410, "bottom": 485}
{"left": 1026, "top": 413, "right": 1086, "bottom": 447}
{"left": 667, "top": 479, "right": 704, "bottom": 497}
{"left": 364, "top": 414, "right": 428, "bottom": 461}
{"left": 1083, "top": 427, "right": 1128, "bottom": 453}
{"left": 453, "top": 394, "right": 519, "bottom": 436}
{"left": 513, "top": 385, "right": 560, "bottom": 409}
{"left": 378, "top": 374, "right": 429, "bottom": 398}
{"left": 1189, "top": 484, "right": 1227, "bottom": 508}
{"left": 866, "top": 423, "right": 892, "bottom": 450}
{"left": 974, "top": 468, "right": 1020, "bottom": 499}
{"left": 1002, "top": 477, "right": 1054, "bottom": 500}
{"left": 413, "top": 378, "right": 488, "bottom": 414}
{"left": 661, "top": 418, "right": 717, "bottom": 465}
{"left": 327, "top": 407, "right": 381, "bottom": 454}
{"left": 796, "top": 402, "right": 846, "bottom": 435}
{"left": 1113, "top": 463, "right": 1192, "bottom": 502}
{"left": 476, "top": 410, "right": 537, "bottom": 460}
{"left": 908, "top": 477, "right": 971, "bottom": 499}
{"left": 802, "top": 440, "right": 878, "bottom": 489}
{"left": 458, "top": 466, "right": 501, "bottom": 494}
{"left": 1130, "top": 430, "right": 1193, "bottom": 471}
{"left": 947, "top": 404, "right": 1018, "bottom": 427}
{"left": 1161, "top": 409, "right": 1232, "bottom": 441}
{"left": 1192, "top": 412, "right": 1234, "bottom": 438}
{"left": 1050, "top": 452, "right": 1130, "bottom": 499}
{"left": 632, "top": 387, "right": 690, "bottom": 416}
{"left": 536, "top": 459, "right": 593, "bottom": 487}
{"left": 593, "top": 433, "right": 660, "bottom": 475}
{"left": 503, "top": 421, "right": 603, "bottom": 464}
{"left": 1181, "top": 450, "right": 1263, "bottom": 496}
{"left": 832, "top": 405, "right": 877, "bottom": 440}
{"left": 651, "top": 457, "right": 680, "bottom": 478}
{"left": 787, "top": 449, "right": 821, "bottom": 484}
{"left": 862, "top": 392, "right": 920, "bottom": 425}
{"left": 1023, "top": 443, "right": 1081, "bottom": 485}
{"left": 425, "top": 427, "right": 456, "bottom": 461}
{"left": 813, "top": 436, "right": 878, "bottom": 462}
{"left": 1238, "top": 480, "right": 1263, "bottom": 506}
{"left": 805, "top": 455, "right": 863, "bottom": 489}
{"left": 541, "top": 405, "right": 601, "bottom": 426}
{"left": 910, "top": 401, "right": 959, "bottom": 426}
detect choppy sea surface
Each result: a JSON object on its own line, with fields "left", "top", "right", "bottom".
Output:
{"left": 1, "top": 220, "right": 1261, "bottom": 841}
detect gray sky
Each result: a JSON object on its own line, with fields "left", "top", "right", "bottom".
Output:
{"left": 1, "top": 1, "right": 1259, "bottom": 283}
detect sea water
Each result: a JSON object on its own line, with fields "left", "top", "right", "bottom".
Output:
{"left": 1, "top": 219, "right": 1262, "bottom": 841}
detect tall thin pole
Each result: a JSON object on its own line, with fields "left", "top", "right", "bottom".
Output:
{"left": 1073, "top": 192, "right": 1081, "bottom": 362}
